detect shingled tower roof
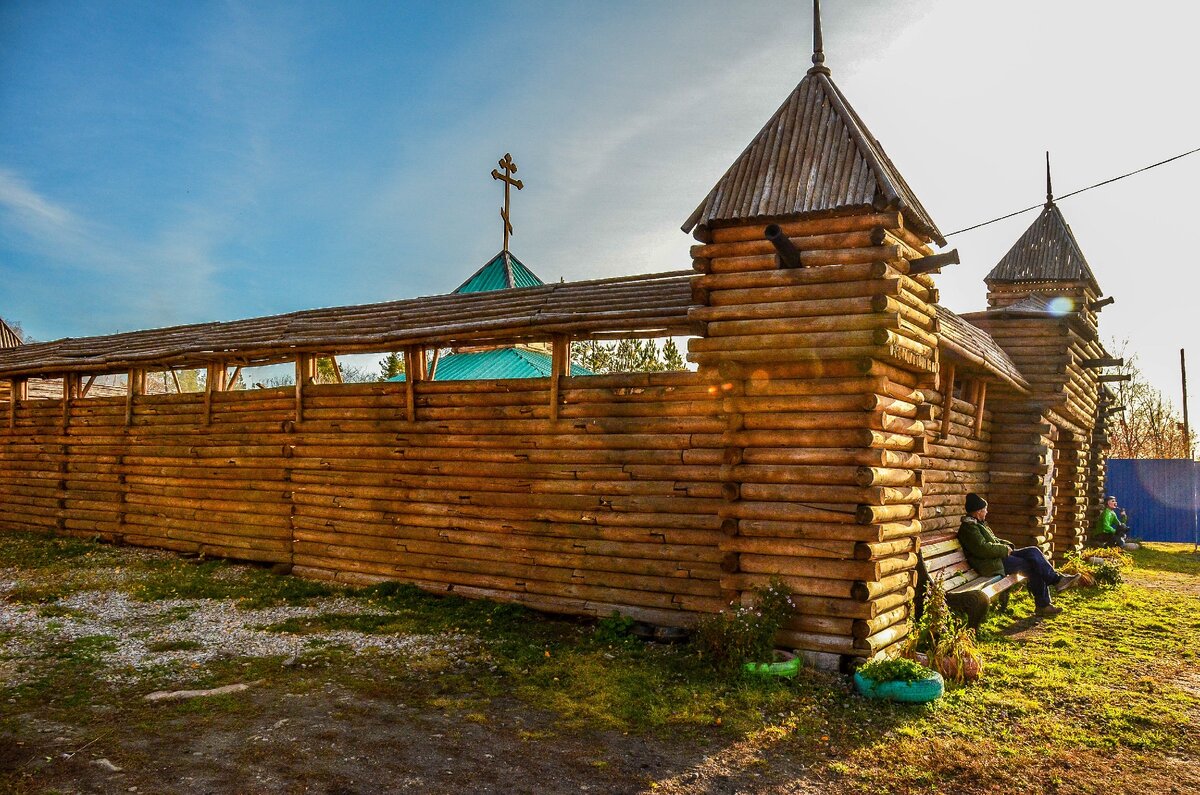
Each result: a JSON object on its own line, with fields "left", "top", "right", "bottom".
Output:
{"left": 0, "top": 318, "right": 22, "bottom": 349}
{"left": 683, "top": 2, "right": 944, "bottom": 245}
{"left": 985, "top": 158, "right": 1100, "bottom": 294}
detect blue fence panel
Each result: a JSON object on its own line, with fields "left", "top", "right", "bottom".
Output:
{"left": 1105, "top": 458, "right": 1199, "bottom": 544}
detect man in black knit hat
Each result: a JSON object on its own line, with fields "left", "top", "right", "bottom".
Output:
{"left": 958, "top": 493, "right": 1080, "bottom": 617}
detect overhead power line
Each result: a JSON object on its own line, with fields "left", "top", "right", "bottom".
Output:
{"left": 945, "top": 146, "right": 1200, "bottom": 237}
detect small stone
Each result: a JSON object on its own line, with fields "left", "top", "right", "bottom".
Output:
{"left": 91, "top": 758, "right": 122, "bottom": 773}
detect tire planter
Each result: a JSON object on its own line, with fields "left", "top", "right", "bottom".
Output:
{"left": 854, "top": 669, "right": 944, "bottom": 703}
{"left": 743, "top": 651, "right": 801, "bottom": 679}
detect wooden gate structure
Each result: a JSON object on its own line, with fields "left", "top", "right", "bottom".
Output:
{"left": 0, "top": 8, "right": 1120, "bottom": 668}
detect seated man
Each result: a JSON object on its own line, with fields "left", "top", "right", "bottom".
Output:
{"left": 1094, "top": 495, "right": 1131, "bottom": 548}
{"left": 958, "top": 493, "right": 1079, "bottom": 617}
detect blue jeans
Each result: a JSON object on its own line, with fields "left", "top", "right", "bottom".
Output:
{"left": 1003, "top": 547, "right": 1061, "bottom": 608}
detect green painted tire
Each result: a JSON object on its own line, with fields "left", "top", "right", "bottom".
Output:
{"left": 742, "top": 657, "right": 801, "bottom": 678}
{"left": 854, "top": 669, "right": 944, "bottom": 703}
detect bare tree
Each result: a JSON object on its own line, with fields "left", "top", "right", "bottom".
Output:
{"left": 1107, "top": 340, "right": 1190, "bottom": 459}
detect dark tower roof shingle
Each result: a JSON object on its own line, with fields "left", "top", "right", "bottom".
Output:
{"left": 682, "top": 70, "right": 944, "bottom": 246}
{"left": 985, "top": 203, "right": 1100, "bottom": 293}
{"left": 0, "top": 318, "right": 21, "bottom": 349}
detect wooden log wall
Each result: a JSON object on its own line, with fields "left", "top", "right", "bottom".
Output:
{"left": 687, "top": 211, "right": 940, "bottom": 663}
{"left": 967, "top": 315, "right": 1103, "bottom": 430}
{"left": 985, "top": 400, "right": 1055, "bottom": 551}
{"left": 918, "top": 382, "right": 992, "bottom": 540}
{"left": 969, "top": 285, "right": 1106, "bottom": 554}
{"left": 0, "top": 374, "right": 751, "bottom": 627}
{"left": 1049, "top": 434, "right": 1089, "bottom": 561}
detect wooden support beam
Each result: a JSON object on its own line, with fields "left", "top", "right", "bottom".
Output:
{"left": 328, "top": 355, "right": 344, "bottom": 384}
{"left": 1087, "top": 296, "right": 1115, "bottom": 311}
{"left": 940, "top": 363, "right": 956, "bottom": 439}
{"left": 8, "top": 378, "right": 24, "bottom": 430}
{"left": 169, "top": 368, "right": 182, "bottom": 393}
{"left": 403, "top": 347, "right": 417, "bottom": 422}
{"left": 1081, "top": 357, "right": 1123, "bottom": 369}
{"left": 550, "top": 335, "right": 568, "bottom": 421}
{"left": 1097, "top": 374, "right": 1132, "bottom": 383}
{"left": 973, "top": 380, "right": 988, "bottom": 438}
{"left": 125, "top": 368, "right": 145, "bottom": 427}
{"left": 205, "top": 362, "right": 226, "bottom": 426}
{"left": 61, "top": 375, "right": 74, "bottom": 430}
{"left": 429, "top": 348, "right": 442, "bottom": 380}
{"left": 80, "top": 375, "right": 96, "bottom": 399}
{"left": 295, "top": 354, "right": 316, "bottom": 422}
{"left": 908, "top": 249, "right": 960, "bottom": 275}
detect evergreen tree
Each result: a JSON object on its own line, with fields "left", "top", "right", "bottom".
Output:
{"left": 378, "top": 352, "right": 405, "bottom": 380}
{"left": 569, "top": 338, "right": 688, "bottom": 374}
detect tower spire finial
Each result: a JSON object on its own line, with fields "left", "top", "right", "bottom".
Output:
{"left": 808, "top": 0, "right": 831, "bottom": 76}
{"left": 1045, "top": 151, "right": 1054, "bottom": 208}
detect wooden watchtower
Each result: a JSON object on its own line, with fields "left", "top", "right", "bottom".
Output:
{"left": 963, "top": 159, "right": 1116, "bottom": 560}
{"left": 683, "top": 1, "right": 946, "bottom": 662}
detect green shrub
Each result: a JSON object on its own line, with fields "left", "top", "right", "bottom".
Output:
{"left": 857, "top": 656, "right": 934, "bottom": 684}
{"left": 693, "top": 579, "right": 794, "bottom": 672}
{"left": 594, "top": 612, "right": 636, "bottom": 645}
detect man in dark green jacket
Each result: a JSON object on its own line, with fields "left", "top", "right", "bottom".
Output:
{"left": 958, "top": 493, "right": 1079, "bottom": 617}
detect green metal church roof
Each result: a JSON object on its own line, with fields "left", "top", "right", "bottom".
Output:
{"left": 454, "top": 251, "right": 544, "bottom": 294}
{"left": 389, "top": 346, "right": 592, "bottom": 382}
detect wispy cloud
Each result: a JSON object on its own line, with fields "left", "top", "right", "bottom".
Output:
{"left": 0, "top": 165, "right": 231, "bottom": 333}
{"left": 0, "top": 168, "right": 77, "bottom": 233}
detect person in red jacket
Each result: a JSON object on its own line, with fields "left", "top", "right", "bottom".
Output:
{"left": 958, "top": 493, "right": 1079, "bottom": 617}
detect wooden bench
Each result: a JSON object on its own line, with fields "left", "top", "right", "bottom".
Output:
{"left": 917, "top": 533, "right": 1027, "bottom": 629}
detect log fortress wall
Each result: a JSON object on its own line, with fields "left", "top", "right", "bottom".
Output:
{"left": 0, "top": 215, "right": 1108, "bottom": 667}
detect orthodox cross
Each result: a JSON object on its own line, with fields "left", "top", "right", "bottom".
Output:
{"left": 491, "top": 153, "right": 524, "bottom": 253}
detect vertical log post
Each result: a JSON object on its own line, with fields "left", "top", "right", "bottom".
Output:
{"left": 973, "top": 380, "right": 988, "bottom": 438}
{"left": 125, "top": 372, "right": 145, "bottom": 429}
{"left": 205, "top": 362, "right": 226, "bottom": 426}
{"left": 403, "top": 347, "right": 418, "bottom": 422}
{"left": 8, "top": 378, "right": 24, "bottom": 430}
{"left": 295, "top": 354, "right": 316, "bottom": 423}
{"left": 61, "top": 374, "right": 75, "bottom": 430}
{"left": 550, "top": 335, "right": 568, "bottom": 421}
{"left": 940, "top": 363, "right": 956, "bottom": 439}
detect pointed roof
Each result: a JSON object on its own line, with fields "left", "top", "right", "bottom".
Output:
{"left": 389, "top": 346, "right": 592, "bottom": 382}
{"left": 0, "top": 318, "right": 22, "bottom": 349}
{"left": 454, "top": 250, "right": 544, "bottom": 294}
{"left": 682, "top": 56, "right": 944, "bottom": 244}
{"left": 985, "top": 203, "right": 1100, "bottom": 293}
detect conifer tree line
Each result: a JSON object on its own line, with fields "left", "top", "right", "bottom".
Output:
{"left": 570, "top": 338, "right": 686, "bottom": 374}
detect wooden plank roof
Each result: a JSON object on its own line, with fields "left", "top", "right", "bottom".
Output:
{"left": 985, "top": 203, "right": 1100, "bottom": 293}
{"left": 936, "top": 305, "right": 1029, "bottom": 392}
{"left": 0, "top": 271, "right": 694, "bottom": 378}
{"left": 682, "top": 69, "right": 944, "bottom": 246}
{"left": 0, "top": 317, "right": 22, "bottom": 349}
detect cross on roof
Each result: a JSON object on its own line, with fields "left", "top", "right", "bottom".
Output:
{"left": 491, "top": 153, "right": 523, "bottom": 254}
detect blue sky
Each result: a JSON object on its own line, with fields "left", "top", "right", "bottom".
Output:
{"left": 1, "top": 0, "right": 1198, "bottom": 402}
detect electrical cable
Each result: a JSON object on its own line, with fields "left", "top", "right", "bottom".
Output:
{"left": 945, "top": 146, "right": 1200, "bottom": 237}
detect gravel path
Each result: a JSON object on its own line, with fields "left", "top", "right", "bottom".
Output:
{"left": 0, "top": 567, "right": 474, "bottom": 687}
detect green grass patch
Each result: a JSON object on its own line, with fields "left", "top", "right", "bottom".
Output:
{"left": 128, "top": 558, "right": 340, "bottom": 607}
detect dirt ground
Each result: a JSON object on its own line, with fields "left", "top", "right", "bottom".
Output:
{"left": 4, "top": 684, "right": 831, "bottom": 795}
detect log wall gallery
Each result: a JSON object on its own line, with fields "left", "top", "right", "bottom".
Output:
{"left": 0, "top": 10, "right": 1118, "bottom": 669}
